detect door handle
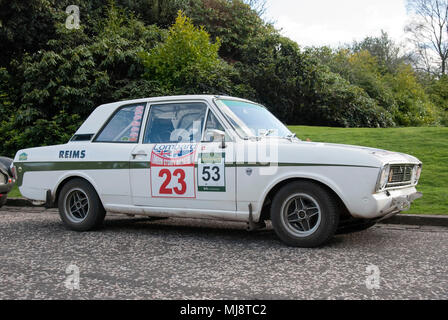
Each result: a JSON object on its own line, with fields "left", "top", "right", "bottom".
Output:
{"left": 132, "top": 151, "right": 148, "bottom": 158}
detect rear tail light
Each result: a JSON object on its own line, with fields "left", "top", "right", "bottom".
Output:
{"left": 11, "top": 165, "right": 17, "bottom": 180}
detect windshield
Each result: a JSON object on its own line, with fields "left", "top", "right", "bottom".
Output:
{"left": 216, "top": 99, "right": 293, "bottom": 138}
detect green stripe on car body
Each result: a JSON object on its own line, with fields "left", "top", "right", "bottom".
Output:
{"left": 130, "top": 162, "right": 151, "bottom": 169}
{"left": 14, "top": 161, "right": 146, "bottom": 186}
{"left": 13, "top": 161, "right": 378, "bottom": 187}
{"left": 228, "top": 163, "right": 378, "bottom": 168}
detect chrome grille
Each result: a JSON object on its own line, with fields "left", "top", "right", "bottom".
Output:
{"left": 386, "top": 164, "right": 414, "bottom": 188}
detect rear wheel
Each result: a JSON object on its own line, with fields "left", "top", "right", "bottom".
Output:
{"left": 58, "top": 179, "right": 105, "bottom": 231}
{"left": 271, "top": 181, "right": 339, "bottom": 247}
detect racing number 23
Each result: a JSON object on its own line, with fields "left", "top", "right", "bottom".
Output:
{"left": 159, "top": 168, "right": 186, "bottom": 195}
{"left": 151, "top": 165, "right": 195, "bottom": 198}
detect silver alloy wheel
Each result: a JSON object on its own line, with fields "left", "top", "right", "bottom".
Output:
{"left": 64, "top": 188, "right": 90, "bottom": 223}
{"left": 280, "top": 193, "right": 322, "bottom": 237}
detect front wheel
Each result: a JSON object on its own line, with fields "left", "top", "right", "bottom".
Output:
{"left": 336, "top": 219, "right": 376, "bottom": 235}
{"left": 58, "top": 179, "right": 106, "bottom": 231}
{"left": 271, "top": 181, "right": 340, "bottom": 247}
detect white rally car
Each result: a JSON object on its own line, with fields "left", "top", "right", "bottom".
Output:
{"left": 13, "top": 95, "right": 423, "bottom": 247}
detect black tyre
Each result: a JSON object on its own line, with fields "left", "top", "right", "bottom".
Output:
{"left": 0, "top": 194, "right": 7, "bottom": 208}
{"left": 271, "top": 181, "right": 340, "bottom": 247}
{"left": 336, "top": 219, "right": 376, "bottom": 235}
{"left": 58, "top": 179, "right": 106, "bottom": 231}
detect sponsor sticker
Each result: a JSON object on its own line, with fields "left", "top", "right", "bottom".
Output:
{"left": 150, "top": 144, "right": 197, "bottom": 198}
{"left": 18, "top": 152, "right": 28, "bottom": 161}
{"left": 128, "top": 105, "right": 145, "bottom": 142}
{"left": 197, "top": 152, "right": 226, "bottom": 192}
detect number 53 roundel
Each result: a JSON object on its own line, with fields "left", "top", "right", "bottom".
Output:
{"left": 150, "top": 144, "right": 197, "bottom": 198}
{"left": 197, "top": 152, "right": 225, "bottom": 192}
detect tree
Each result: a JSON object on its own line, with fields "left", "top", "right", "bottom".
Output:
{"left": 310, "top": 45, "right": 440, "bottom": 126}
{"left": 0, "top": 0, "right": 58, "bottom": 67}
{"left": 238, "top": 32, "right": 394, "bottom": 127}
{"left": 139, "top": 11, "right": 245, "bottom": 95}
{"left": 352, "top": 31, "right": 411, "bottom": 74}
{"left": 184, "top": 0, "right": 266, "bottom": 61}
{"left": 384, "top": 64, "right": 439, "bottom": 125}
{"left": 406, "top": 0, "right": 448, "bottom": 75}
{"left": 116, "top": 0, "right": 192, "bottom": 27}
{"left": 0, "top": 0, "right": 445, "bottom": 155}
{"left": 243, "top": 0, "right": 268, "bottom": 18}
{"left": 0, "top": 4, "right": 165, "bottom": 156}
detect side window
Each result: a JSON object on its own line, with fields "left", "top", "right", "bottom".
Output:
{"left": 144, "top": 103, "right": 207, "bottom": 144}
{"left": 203, "top": 110, "right": 226, "bottom": 142}
{"left": 71, "top": 134, "right": 94, "bottom": 142}
{"left": 95, "top": 104, "right": 145, "bottom": 143}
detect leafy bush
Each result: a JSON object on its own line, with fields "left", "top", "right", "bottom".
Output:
{"left": 140, "top": 11, "right": 249, "bottom": 96}
{"left": 236, "top": 33, "right": 393, "bottom": 127}
{"left": 313, "top": 46, "right": 439, "bottom": 126}
{"left": 0, "top": 0, "right": 446, "bottom": 158}
{"left": 425, "top": 75, "right": 448, "bottom": 125}
{"left": 0, "top": 4, "right": 165, "bottom": 156}
{"left": 308, "top": 65, "right": 395, "bottom": 127}
{"left": 384, "top": 64, "right": 438, "bottom": 126}
{"left": 184, "top": 0, "right": 265, "bottom": 61}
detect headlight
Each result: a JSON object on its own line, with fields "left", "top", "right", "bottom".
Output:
{"left": 376, "top": 164, "right": 390, "bottom": 192}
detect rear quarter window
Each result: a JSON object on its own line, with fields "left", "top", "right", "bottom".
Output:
{"left": 95, "top": 104, "right": 146, "bottom": 143}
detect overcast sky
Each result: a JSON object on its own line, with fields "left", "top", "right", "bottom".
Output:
{"left": 265, "top": 0, "right": 409, "bottom": 47}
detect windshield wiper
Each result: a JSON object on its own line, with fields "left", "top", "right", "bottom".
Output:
{"left": 254, "top": 129, "right": 275, "bottom": 141}
{"left": 262, "top": 129, "right": 275, "bottom": 137}
{"left": 284, "top": 133, "right": 299, "bottom": 141}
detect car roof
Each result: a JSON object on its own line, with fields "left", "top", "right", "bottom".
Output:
{"left": 74, "top": 95, "right": 253, "bottom": 136}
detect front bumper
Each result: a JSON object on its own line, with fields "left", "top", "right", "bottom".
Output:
{"left": 391, "top": 191, "right": 423, "bottom": 211}
{"left": 351, "top": 187, "right": 423, "bottom": 220}
{"left": 375, "top": 191, "right": 423, "bottom": 222}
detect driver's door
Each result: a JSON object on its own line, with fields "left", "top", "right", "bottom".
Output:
{"left": 129, "top": 101, "right": 236, "bottom": 217}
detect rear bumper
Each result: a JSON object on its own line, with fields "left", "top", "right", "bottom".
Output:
{"left": 0, "top": 167, "right": 14, "bottom": 194}
{"left": 0, "top": 185, "right": 13, "bottom": 194}
{"left": 0, "top": 181, "right": 14, "bottom": 194}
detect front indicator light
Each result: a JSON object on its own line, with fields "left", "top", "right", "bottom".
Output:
{"left": 414, "top": 165, "right": 422, "bottom": 184}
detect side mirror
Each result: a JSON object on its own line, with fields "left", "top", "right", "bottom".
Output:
{"left": 204, "top": 129, "right": 226, "bottom": 149}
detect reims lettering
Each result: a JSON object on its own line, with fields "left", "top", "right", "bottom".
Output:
{"left": 59, "top": 150, "right": 86, "bottom": 159}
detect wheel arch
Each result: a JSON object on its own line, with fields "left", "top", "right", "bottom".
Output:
{"left": 259, "top": 176, "right": 352, "bottom": 222}
{"left": 53, "top": 173, "right": 103, "bottom": 208}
